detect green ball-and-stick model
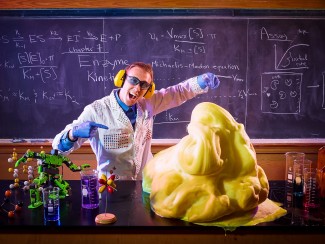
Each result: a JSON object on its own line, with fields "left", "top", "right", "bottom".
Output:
{"left": 15, "top": 149, "right": 90, "bottom": 208}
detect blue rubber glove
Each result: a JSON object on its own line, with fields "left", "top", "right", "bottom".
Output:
{"left": 72, "top": 121, "right": 108, "bottom": 139}
{"left": 58, "top": 131, "right": 75, "bottom": 151}
{"left": 197, "top": 73, "right": 220, "bottom": 89}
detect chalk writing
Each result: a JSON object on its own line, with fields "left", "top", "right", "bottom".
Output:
{"left": 260, "top": 27, "right": 291, "bottom": 42}
{"left": 261, "top": 73, "right": 302, "bottom": 114}
{"left": 0, "top": 88, "right": 79, "bottom": 104}
{"left": 0, "top": 17, "right": 324, "bottom": 139}
{"left": 148, "top": 27, "right": 218, "bottom": 55}
{"left": 275, "top": 44, "right": 309, "bottom": 70}
{"left": 77, "top": 55, "right": 128, "bottom": 69}
{"left": 258, "top": 24, "right": 323, "bottom": 119}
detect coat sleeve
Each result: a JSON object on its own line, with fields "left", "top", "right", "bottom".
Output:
{"left": 52, "top": 104, "right": 95, "bottom": 155}
{"left": 149, "top": 76, "right": 208, "bottom": 116}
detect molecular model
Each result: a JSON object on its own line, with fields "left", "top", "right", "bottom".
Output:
{"left": 14, "top": 148, "right": 90, "bottom": 208}
{"left": 0, "top": 190, "right": 24, "bottom": 218}
{"left": 7, "top": 148, "right": 38, "bottom": 191}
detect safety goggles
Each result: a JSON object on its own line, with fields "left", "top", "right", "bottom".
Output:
{"left": 126, "top": 75, "right": 151, "bottom": 90}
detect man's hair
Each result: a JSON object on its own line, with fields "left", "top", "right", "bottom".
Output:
{"left": 125, "top": 62, "right": 154, "bottom": 82}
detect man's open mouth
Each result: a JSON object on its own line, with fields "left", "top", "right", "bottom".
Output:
{"left": 129, "top": 93, "right": 137, "bottom": 100}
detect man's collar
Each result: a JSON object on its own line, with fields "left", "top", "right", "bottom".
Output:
{"left": 114, "top": 89, "right": 136, "bottom": 112}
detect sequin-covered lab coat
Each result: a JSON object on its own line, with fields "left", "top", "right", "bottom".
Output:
{"left": 52, "top": 77, "right": 208, "bottom": 180}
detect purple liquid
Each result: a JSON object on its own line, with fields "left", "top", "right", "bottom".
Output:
{"left": 81, "top": 175, "right": 99, "bottom": 209}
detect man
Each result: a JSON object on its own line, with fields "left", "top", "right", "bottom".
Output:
{"left": 52, "top": 62, "right": 220, "bottom": 180}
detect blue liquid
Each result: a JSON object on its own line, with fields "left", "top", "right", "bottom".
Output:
{"left": 44, "top": 201, "right": 60, "bottom": 221}
{"left": 81, "top": 175, "right": 99, "bottom": 209}
{"left": 293, "top": 178, "right": 304, "bottom": 196}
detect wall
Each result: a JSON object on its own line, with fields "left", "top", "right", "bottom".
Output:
{"left": 0, "top": 140, "right": 323, "bottom": 181}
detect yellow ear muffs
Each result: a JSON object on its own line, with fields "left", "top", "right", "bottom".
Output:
{"left": 114, "top": 69, "right": 155, "bottom": 99}
{"left": 143, "top": 82, "right": 155, "bottom": 99}
{"left": 114, "top": 70, "right": 126, "bottom": 87}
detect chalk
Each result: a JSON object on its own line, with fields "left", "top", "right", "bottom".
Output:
{"left": 30, "top": 139, "right": 49, "bottom": 143}
{"left": 11, "top": 138, "right": 27, "bottom": 143}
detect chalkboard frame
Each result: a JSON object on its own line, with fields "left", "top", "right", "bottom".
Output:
{"left": 0, "top": 8, "right": 325, "bottom": 17}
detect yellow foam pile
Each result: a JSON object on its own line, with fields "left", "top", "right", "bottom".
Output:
{"left": 142, "top": 102, "right": 286, "bottom": 227}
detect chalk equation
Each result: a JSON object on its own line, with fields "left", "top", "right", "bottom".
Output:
{"left": 148, "top": 27, "right": 218, "bottom": 55}
{"left": 1, "top": 29, "right": 121, "bottom": 47}
{"left": 0, "top": 88, "right": 80, "bottom": 104}
{"left": 16, "top": 52, "right": 58, "bottom": 82}
{"left": 0, "top": 88, "right": 79, "bottom": 105}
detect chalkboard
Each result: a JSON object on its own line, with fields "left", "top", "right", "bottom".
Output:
{"left": 1, "top": 11, "right": 325, "bottom": 139}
